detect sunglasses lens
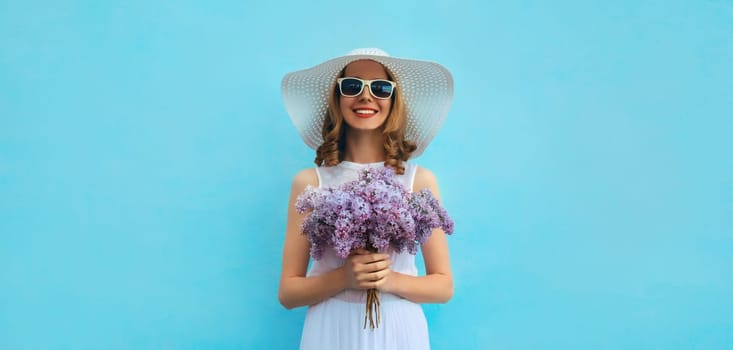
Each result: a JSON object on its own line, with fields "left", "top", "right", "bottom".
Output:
{"left": 340, "top": 78, "right": 363, "bottom": 96}
{"left": 370, "top": 81, "right": 394, "bottom": 99}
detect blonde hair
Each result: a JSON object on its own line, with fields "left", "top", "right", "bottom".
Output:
{"left": 314, "top": 64, "right": 416, "bottom": 175}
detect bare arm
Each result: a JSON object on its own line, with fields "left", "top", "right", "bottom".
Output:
{"left": 379, "top": 166, "right": 454, "bottom": 303}
{"left": 278, "top": 169, "right": 349, "bottom": 309}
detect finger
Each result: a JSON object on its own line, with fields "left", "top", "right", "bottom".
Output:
{"left": 360, "top": 268, "right": 389, "bottom": 283}
{"left": 351, "top": 255, "right": 376, "bottom": 266}
{"left": 357, "top": 267, "right": 384, "bottom": 282}
{"left": 354, "top": 263, "right": 376, "bottom": 276}
{"left": 372, "top": 268, "right": 389, "bottom": 281}
{"left": 365, "top": 258, "right": 391, "bottom": 271}
{"left": 356, "top": 254, "right": 387, "bottom": 266}
{"left": 367, "top": 271, "right": 383, "bottom": 282}
{"left": 355, "top": 252, "right": 389, "bottom": 264}
{"left": 356, "top": 273, "right": 375, "bottom": 283}
{"left": 371, "top": 253, "right": 390, "bottom": 261}
{"left": 367, "top": 273, "right": 389, "bottom": 288}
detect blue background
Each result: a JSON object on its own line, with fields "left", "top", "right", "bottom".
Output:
{"left": 2, "top": 0, "right": 732, "bottom": 349}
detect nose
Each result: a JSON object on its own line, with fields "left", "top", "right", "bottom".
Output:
{"left": 358, "top": 83, "right": 372, "bottom": 102}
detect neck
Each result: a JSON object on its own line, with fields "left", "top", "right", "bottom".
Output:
{"left": 342, "top": 128, "right": 385, "bottom": 164}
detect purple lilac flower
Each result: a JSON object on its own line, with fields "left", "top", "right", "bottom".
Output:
{"left": 295, "top": 167, "right": 454, "bottom": 260}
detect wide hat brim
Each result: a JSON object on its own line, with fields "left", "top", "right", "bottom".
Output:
{"left": 281, "top": 48, "right": 454, "bottom": 158}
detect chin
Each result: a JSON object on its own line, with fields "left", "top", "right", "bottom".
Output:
{"left": 345, "top": 121, "right": 386, "bottom": 131}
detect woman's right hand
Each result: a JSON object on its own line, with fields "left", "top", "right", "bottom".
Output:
{"left": 343, "top": 249, "right": 392, "bottom": 290}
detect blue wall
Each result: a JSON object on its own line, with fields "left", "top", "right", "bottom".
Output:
{"left": 1, "top": 0, "right": 731, "bottom": 348}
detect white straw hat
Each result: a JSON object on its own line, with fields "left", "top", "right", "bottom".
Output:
{"left": 281, "top": 48, "right": 454, "bottom": 158}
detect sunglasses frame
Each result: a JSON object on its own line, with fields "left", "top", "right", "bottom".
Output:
{"left": 336, "top": 77, "right": 397, "bottom": 100}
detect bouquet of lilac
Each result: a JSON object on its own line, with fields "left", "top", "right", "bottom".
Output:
{"left": 295, "top": 166, "right": 454, "bottom": 329}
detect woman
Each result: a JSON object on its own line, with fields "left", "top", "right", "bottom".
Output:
{"left": 279, "top": 48, "right": 454, "bottom": 349}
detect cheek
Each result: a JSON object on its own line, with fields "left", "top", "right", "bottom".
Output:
{"left": 339, "top": 97, "right": 349, "bottom": 115}
{"left": 379, "top": 100, "right": 392, "bottom": 114}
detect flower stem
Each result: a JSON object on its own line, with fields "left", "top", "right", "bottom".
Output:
{"left": 363, "top": 243, "right": 381, "bottom": 330}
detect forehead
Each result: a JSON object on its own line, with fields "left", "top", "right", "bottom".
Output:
{"left": 343, "top": 60, "right": 388, "bottom": 79}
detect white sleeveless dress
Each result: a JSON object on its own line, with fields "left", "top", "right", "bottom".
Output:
{"left": 299, "top": 160, "right": 430, "bottom": 350}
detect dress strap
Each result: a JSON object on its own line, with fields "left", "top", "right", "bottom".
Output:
{"left": 406, "top": 162, "right": 418, "bottom": 193}
{"left": 314, "top": 166, "right": 323, "bottom": 188}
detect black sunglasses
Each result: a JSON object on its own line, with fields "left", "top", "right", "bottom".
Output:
{"left": 337, "top": 77, "right": 396, "bottom": 99}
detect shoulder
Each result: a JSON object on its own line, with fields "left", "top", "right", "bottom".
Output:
{"left": 412, "top": 165, "right": 439, "bottom": 192}
{"left": 291, "top": 168, "right": 319, "bottom": 192}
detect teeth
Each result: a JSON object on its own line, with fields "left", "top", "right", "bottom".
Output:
{"left": 355, "top": 109, "right": 376, "bottom": 114}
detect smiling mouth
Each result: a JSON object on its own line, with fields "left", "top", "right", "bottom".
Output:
{"left": 354, "top": 109, "right": 377, "bottom": 118}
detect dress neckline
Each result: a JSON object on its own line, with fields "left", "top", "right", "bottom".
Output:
{"left": 338, "top": 160, "right": 386, "bottom": 169}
